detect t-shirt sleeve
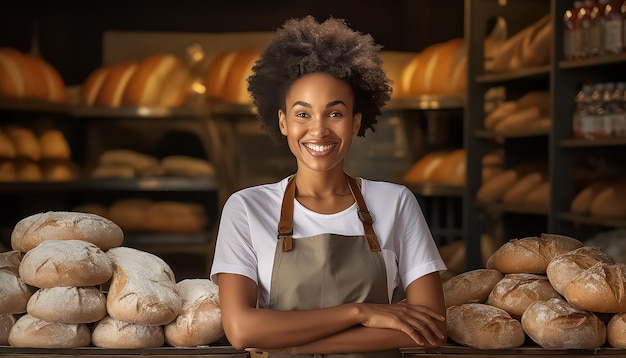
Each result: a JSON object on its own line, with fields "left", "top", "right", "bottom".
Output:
{"left": 210, "top": 193, "right": 259, "bottom": 284}
{"left": 395, "top": 186, "right": 447, "bottom": 289}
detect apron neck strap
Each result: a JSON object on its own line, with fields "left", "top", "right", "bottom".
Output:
{"left": 277, "top": 174, "right": 381, "bottom": 252}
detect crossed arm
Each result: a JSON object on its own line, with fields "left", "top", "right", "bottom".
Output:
{"left": 216, "top": 271, "right": 447, "bottom": 355}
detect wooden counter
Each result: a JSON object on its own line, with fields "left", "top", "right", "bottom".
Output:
{"left": 0, "top": 345, "right": 249, "bottom": 357}
{"left": 401, "top": 344, "right": 626, "bottom": 357}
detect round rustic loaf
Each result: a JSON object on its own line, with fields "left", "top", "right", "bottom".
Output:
{"left": 546, "top": 245, "right": 615, "bottom": 295}
{"left": 0, "top": 314, "right": 16, "bottom": 345}
{"left": 563, "top": 262, "right": 626, "bottom": 313}
{"left": 106, "top": 247, "right": 182, "bottom": 326}
{"left": 0, "top": 250, "right": 34, "bottom": 314}
{"left": 11, "top": 211, "right": 124, "bottom": 252}
{"left": 442, "top": 269, "right": 504, "bottom": 308}
{"left": 19, "top": 239, "right": 113, "bottom": 288}
{"left": 446, "top": 303, "right": 525, "bottom": 349}
{"left": 8, "top": 314, "right": 91, "bottom": 348}
{"left": 486, "top": 233, "right": 584, "bottom": 274}
{"left": 27, "top": 286, "right": 107, "bottom": 323}
{"left": 165, "top": 279, "right": 224, "bottom": 347}
{"left": 608, "top": 312, "right": 626, "bottom": 348}
{"left": 92, "top": 315, "right": 165, "bottom": 348}
{"left": 521, "top": 297, "right": 606, "bottom": 349}
{"left": 486, "top": 273, "right": 561, "bottom": 319}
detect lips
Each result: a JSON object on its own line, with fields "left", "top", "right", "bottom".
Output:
{"left": 303, "top": 142, "right": 337, "bottom": 156}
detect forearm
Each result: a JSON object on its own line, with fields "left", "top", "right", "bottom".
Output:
{"left": 290, "top": 325, "right": 445, "bottom": 355}
{"left": 225, "top": 304, "right": 361, "bottom": 350}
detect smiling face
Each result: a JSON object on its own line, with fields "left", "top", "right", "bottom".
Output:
{"left": 278, "top": 72, "right": 362, "bottom": 175}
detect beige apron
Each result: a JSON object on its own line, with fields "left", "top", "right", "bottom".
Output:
{"left": 264, "top": 174, "right": 403, "bottom": 358}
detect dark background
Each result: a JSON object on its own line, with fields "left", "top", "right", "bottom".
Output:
{"left": 0, "top": 0, "right": 464, "bottom": 85}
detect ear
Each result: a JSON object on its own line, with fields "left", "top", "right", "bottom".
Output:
{"left": 353, "top": 113, "right": 362, "bottom": 135}
{"left": 278, "top": 109, "right": 288, "bottom": 136}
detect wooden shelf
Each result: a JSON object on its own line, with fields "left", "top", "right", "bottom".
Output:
{"left": 385, "top": 95, "right": 465, "bottom": 111}
{"left": 559, "top": 52, "right": 626, "bottom": 69}
{"left": 405, "top": 182, "right": 464, "bottom": 197}
{"left": 474, "top": 128, "right": 549, "bottom": 143}
{"left": 560, "top": 137, "right": 626, "bottom": 147}
{"left": 85, "top": 177, "right": 218, "bottom": 191}
{"left": 558, "top": 212, "right": 626, "bottom": 228}
{"left": 478, "top": 202, "right": 549, "bottom": 216}
{"left": 476, "top": 65, "right": 551, "bottom": 84}
{"left": 402, "top": 344, "right": 626, "bottom": 357}
{"left": 0, "top": 346, "right": 248, "bottom": 357}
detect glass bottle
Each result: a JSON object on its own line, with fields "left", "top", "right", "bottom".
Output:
{"left": 582, "top": 0, "right": 602, "bottom": 56}
{"left": 599, "top": 0, "right": 624, "bottom": 54}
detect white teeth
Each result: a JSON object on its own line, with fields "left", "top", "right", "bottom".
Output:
{"left": 304, "top": 143, "right": 334, "bottom": 152}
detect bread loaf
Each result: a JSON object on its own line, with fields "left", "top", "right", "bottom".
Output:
{"left": 486, "top": 233, "right": 584, "bottom": 274}
{"left": 0, "top": 129, "right": 16, "bottom": 159}
{"left": 571, "top": 181, "right": 610, "bottom": 214}
{"left": 19, "top": 239, "right": 113, "bottom": 288}
{"left": 106, "top": 247, "right": 182, "bottom": 325}
{"left": 164, "top": 279, "right": 224, "bottom": 347}
{"left": 15, "top": 160, "right": 42, "bottom": 181}
{"left": 546, "top": 245, "right": 615, "bottom": 295}
{"left": 221, "top": 49, "right": 261, "bottom": 104}
{"left": 0, "top": 250, "right": 33, "bottom": 314}
{"left": 6, "top": 126, "right": 41, "bottom": 161}
{"left": 27, "top": 286, "right": 107, "bottom": 323}
{"left": 144, "top": 201, "right": 206, "bottom": 233}
{"left": 563, "top": 262, "right": 626, "bottom": 313}
{"left": 403, "top": 150, "right": 450, "bottom": 183}
{"left": 160, "top": 155, "right": 216, "bottom": 178}
{"left": 11, "top": 211, "right": 124, "bottom": 252}
{"left": 95, "top": 62, "right": 138, "bottom": 107}
{"left": 486, "top": 273, "right": 561, "bottom": 319}
{"left": 73, "top": 203, "right": 109, "bottom": 218}
{"left": 476, "top": 169, "right": 518, "bottom": 204}
{"left": 81, "top": 66, "right": 111, "bottom": 105}
{"left": 98, "top": 149, "right": 159, "bottom": 175}
{"left": 205, "top": 51, "right": 238, "bottom": 100}
{"left": 92, "top": 315, "right": 165, "bottom": 348}
{"left": 0, "top": 160, "right": 16, "bottom": 181}
{"left": 41, "top": 159, "right": 80, "bottom": 181}
{"left": 8, "top": 314, "right": 91, "bottom": 348}
{"left": 521, "top": 297, "right": 606, "bottom": 349}
{"left": 0, "top": 314, "right": 16, "bottom": 345}
{"left": 39, "top": 129, "right": 71, "bottom": 160}
{"left": 0, "top": 47, "right": 27, "bottom": 98}
{"left": 523, "top": 181, "right": 550, "bottom": 211}
{"left": 446, "top": 303, "right": 525, "bottom": 349}
{"left": 442, "top": 269, "right": 504, "bottom": 308}
{"left": 502, "top": 172, "right": 545, "bottom": 205}
{"left": 430, "top": 149, "right": 466, "bottom": 186}
{"left": 590, "top": 182, "right": 626, "bottom": 218}
{"left": 608, "top": 312, "right": 626, "bottom": 348}
{"left": 91, "top": 164, "right": 136, "bottom": 179}
{"left": 107, "top": 198, "right": 153, "bottom": 232}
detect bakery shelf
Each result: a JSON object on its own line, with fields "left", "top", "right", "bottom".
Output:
{"left": 0, "top": 98, "right": 71, "bottom": 115}
{"left": 124, "top": 232, "right": 211, "bottom": 245}
{"left": 474, "top": 128, "right": 549, "bottom": 144}
{"left": 71, "top": 104, "right": 211, "bottom": 119}
{"left": 478, "top": 202, "right": 549, "bottom": 216}
{"left": 84, "top": 177, "right": 219, "bottom": 191}
{"left": 560, "top": 137, "right": 626, "bottom": 148}
{"left": 559, "top": 52, "right": 626, "bottom": 70}
{"left": 0, "top": 346, "right": 248, "bottom": 357}
{"left": 475, "top": 65, "right": 551, "bottom": 84}
{"left": 402, "top": 344, "right": 626, "bottom": 356}
{"left": 558, "top": 212, "right": 626, "bottom": 229}
{"left": 385, "top": 95, "right": 465, "bottom": 111}
{"left": 210, "top": 101, "right": 258, "bottom": 117}
{"left": 0, "top": 181, "right": 82, "bottom": 193}
{"left": 405, "top": 182, "right": 464, "bottom": 197}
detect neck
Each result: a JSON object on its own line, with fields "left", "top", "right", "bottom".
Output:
{"left": 294, "top": 167, "right": 350, "bottom": 199}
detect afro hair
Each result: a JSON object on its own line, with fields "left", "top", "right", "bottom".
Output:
{"left": 247, "top": 16, "right": 392, "bottom": 138}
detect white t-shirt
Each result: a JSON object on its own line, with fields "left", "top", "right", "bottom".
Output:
{"left": 210, "top": 177, "right": 447, "bottom": 307}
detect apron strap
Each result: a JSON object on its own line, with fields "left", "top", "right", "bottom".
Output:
{"left": 346, "top": 175, "right": 381, "bottom": 252}
{"left": 278, "top": 175, "right": 296, "bottom": 252}
{"left": 277, "top": 174, "right": 382, "bottom": 252}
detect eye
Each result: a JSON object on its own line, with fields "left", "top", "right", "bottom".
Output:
{"left": 329, "top": 111, "right": 343, "bottom": 118}
{"left": 295, "top": 112, "right": 309, "bottom": 118}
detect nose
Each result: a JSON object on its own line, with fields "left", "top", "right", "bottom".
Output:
{"left": 309, "top": 116, "right": 329, "bottom": 137}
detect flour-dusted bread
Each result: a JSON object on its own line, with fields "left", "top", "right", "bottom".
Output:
{"left": 608, "top": 312, "right": 626, "bottom": 348}
{"left": 0, "top": 314, "right": 16, "bottom": 345}
{"left": 11, "top": 211, "right": 124, "bottom": 252}
{"left": 446, "top": 303, "right": 525, "bottom": 349}
{"left": 91, "top": 315, "right": 165, "bottom": 348}
{"left": 563, "top": 262, "right": 626, "bottom": 313}
{"left": 442, "top": 269, "right": 504, "bottom": 308}
{"left": 8, "top": 314, "right": 91, "bottom": 348}
{"left": 0, "top": 250, "right": 34, "bottom": 314}
{"left": 27, "top": 286, "right": 107, "bottom": 323}
{"left": 546, "top": 245, "right": 615, "bottom": 295}
{"left": 19, "top": 239, "right": 113, "bottom": 288}
{"left": 165, "top": 279, "right": 224, "bottom": 347}
{"left": 521, "top": 297, "right": 606, "bottom": 349}
{"left": 486, "top": 233, "right": 584, "bottom": 274}
{"left": 486, "top": 273, "right": 561, "bottom": 319}
{"left": 106, "top": 247, "right": 182, "bottom": 325}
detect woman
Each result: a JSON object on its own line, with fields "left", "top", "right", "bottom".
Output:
{"left": 210, "top": 16, "right": 447, "bottom": 357}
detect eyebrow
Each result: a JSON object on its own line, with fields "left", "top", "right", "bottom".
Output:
{"left": 291, "top": 100, "right": 346, "bottom": 109}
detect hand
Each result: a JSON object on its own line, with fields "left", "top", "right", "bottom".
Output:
{"left": 354, "top": 302, "right": 446, "bottom": 346}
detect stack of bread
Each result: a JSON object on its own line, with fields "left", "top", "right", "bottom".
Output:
{"left": 91, "top": 149, "right": 215, "bottom": 180}
{"left": 204, "top": 48, "right": 261, "bottom": 105}
{"left": 2, "top": 210, "right": 224, "bottom": 348}
{"left": 487, "top": 15, "right": 552, "bottom": 73}
{"left": 476, "top": 161, "right": 550, "bottom": 211}
{"left": 80, "top": 53, "right": 192, "bottom": 108}
{"left": 74, "top": 198, "right": 207, "bottom": 234}
{"left": 0, "top": 47, "right": 66, "bottom": 102}
{"left": 0, "top": 126, "right": 79, "bottom": 182}
{"left": 444, "top": 233, "right": 626, "bottom": 350}
{"left": 484, "top": 91, "right": 551, "bottom": 134}
{"left": 571, "top": 179, "right": 626, "bottom": 220}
